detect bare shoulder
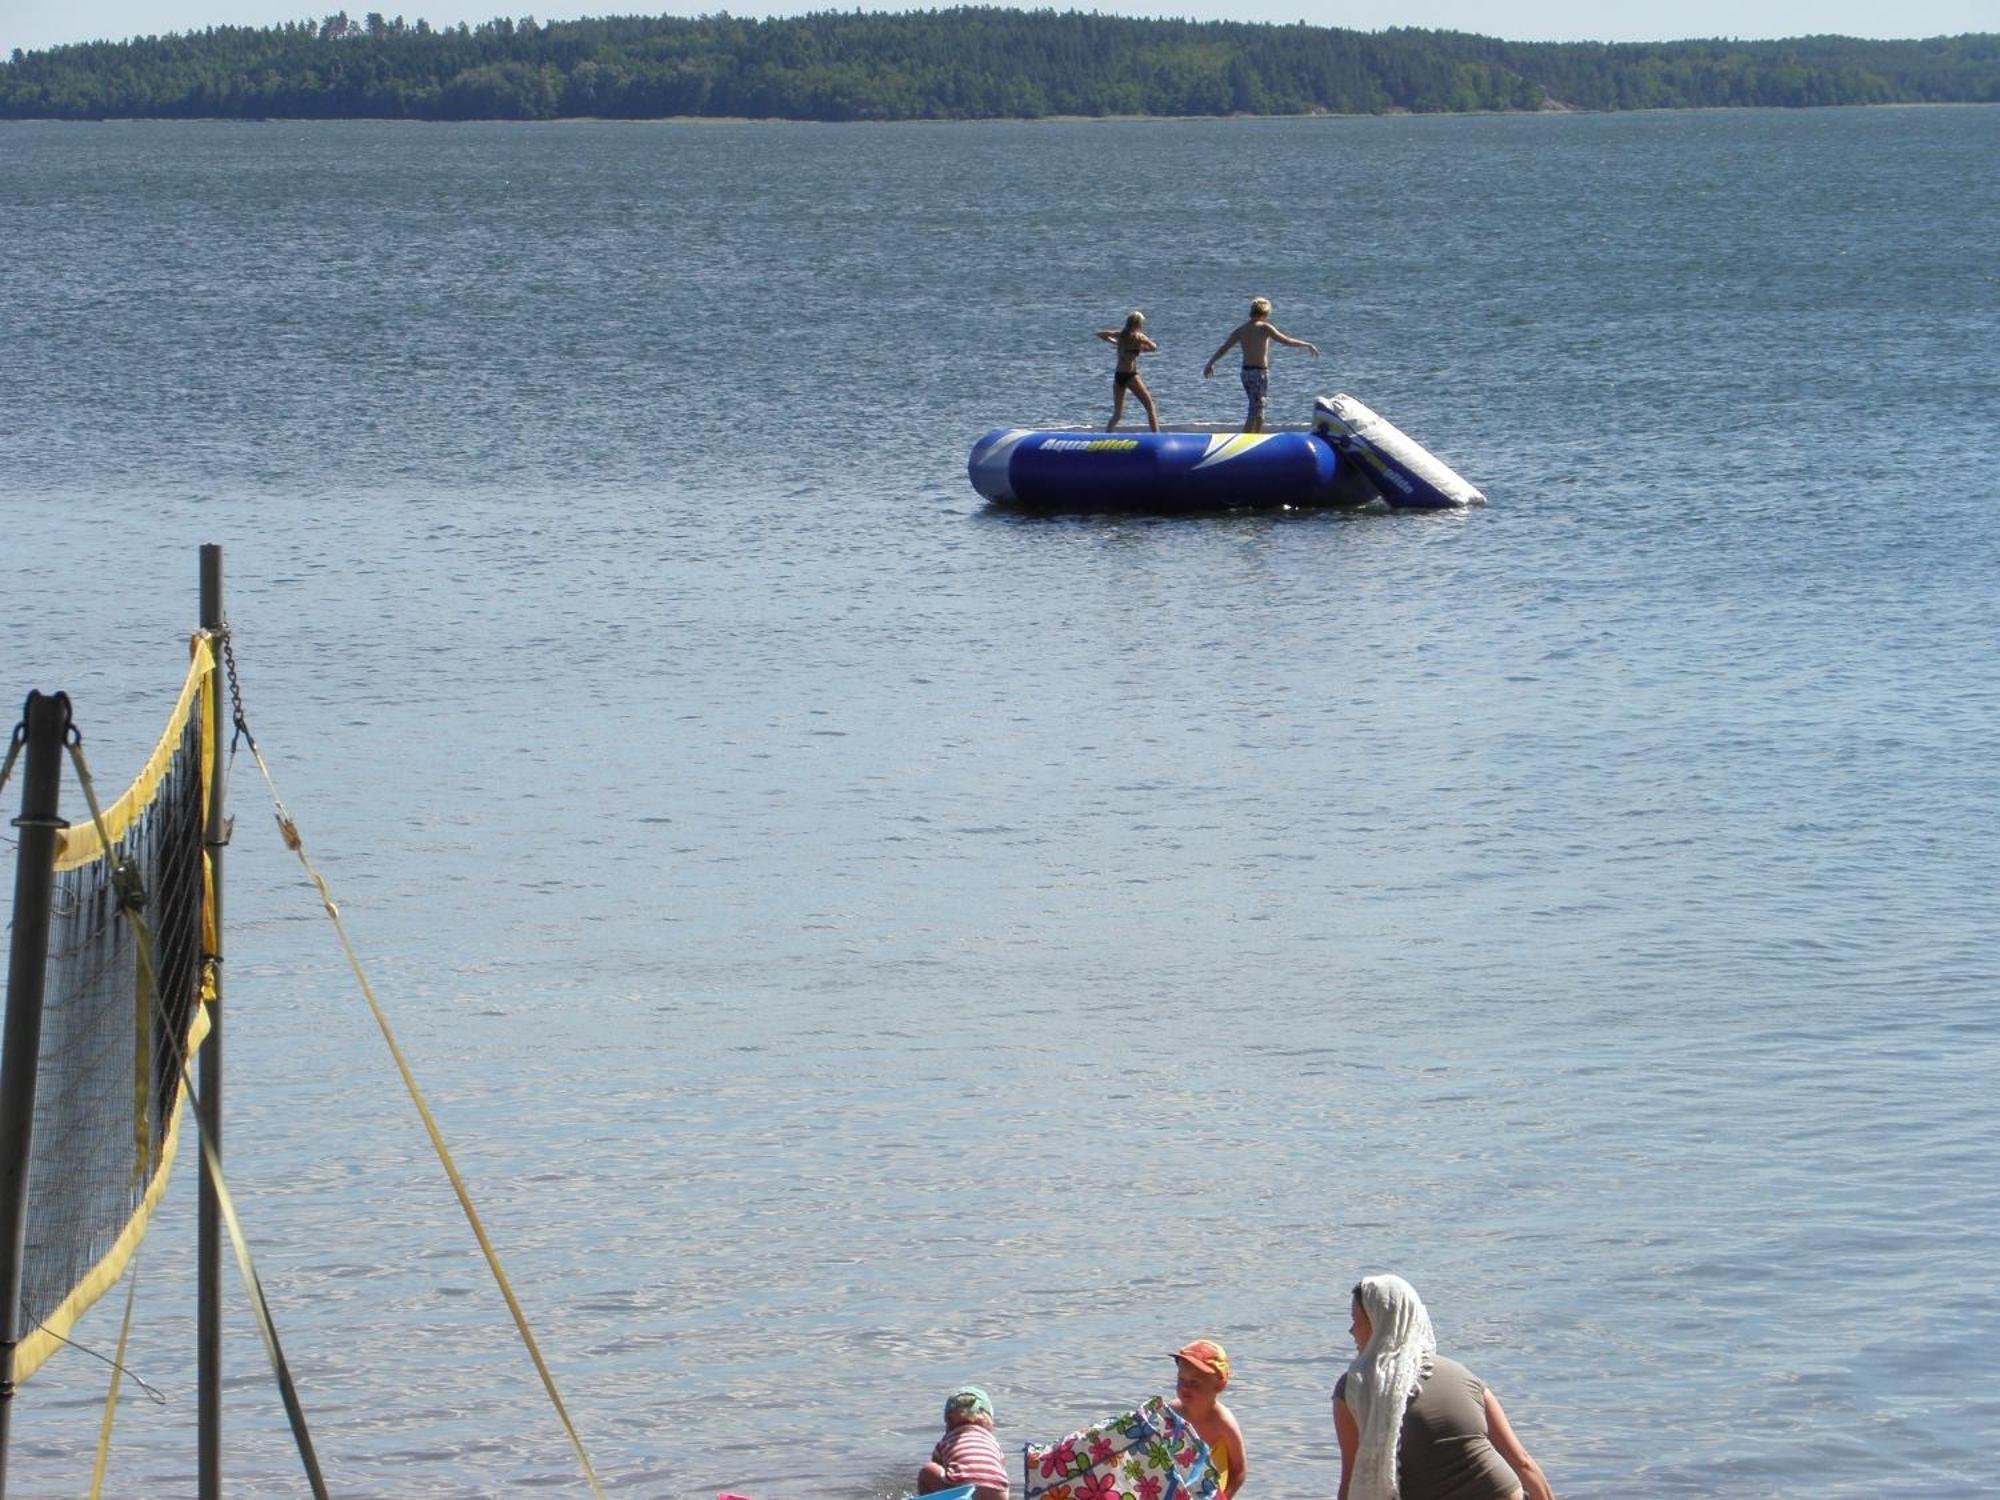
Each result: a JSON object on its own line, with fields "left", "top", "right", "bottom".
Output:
{"left": 1214, "top": 1400, "right": 1247, "bottom": 1474}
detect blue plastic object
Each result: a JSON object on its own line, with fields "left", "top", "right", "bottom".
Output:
{"left": 968, "top": 428, "right": 1344, "bottom": 514}
{"left": 969, "top": 393, "right": 1484, "bottom": 514}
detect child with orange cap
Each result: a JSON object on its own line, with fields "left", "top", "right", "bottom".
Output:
{"left": 1170, "top": 1340, "right": 1247, "bottom": 1500}
{"left": 919, "top": 1385, "right": 1011, "bottom": 1500}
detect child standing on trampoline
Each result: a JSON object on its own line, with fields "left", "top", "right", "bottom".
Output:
{"left": 1203, "top": 297, "right": 1319, "bottom": 433}
{"left": 1098, "top": 311, "right": 1161, "bottom": 432}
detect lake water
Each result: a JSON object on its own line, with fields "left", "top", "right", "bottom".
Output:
{"left": 2, "top": 106, "right": 1997, "bottom": 1497}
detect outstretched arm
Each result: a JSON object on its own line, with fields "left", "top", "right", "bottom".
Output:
{"left": 1203, "top": 327, "right": 1242, "bottom": 376}
{"left": 1483, "top": 1390, "right": 1554, "bottom": 1500}
{"left": 1271, "top": 326, "right": 1321, "bottom": 356}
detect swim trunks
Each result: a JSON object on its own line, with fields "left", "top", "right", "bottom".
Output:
{"left": 1114, "top": 370, "right": 1140, "bottom": 390}
{"left": 1239, "top": 365, "right": 1269, "bottom": 420}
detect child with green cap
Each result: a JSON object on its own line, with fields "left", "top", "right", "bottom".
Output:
{"left": 919, "top": 1385, "right": 1011, "bottom": 1500}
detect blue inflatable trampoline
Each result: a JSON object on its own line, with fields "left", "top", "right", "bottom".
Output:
{"left": 968, "top": 394, "right": 1486, "bottom": 514}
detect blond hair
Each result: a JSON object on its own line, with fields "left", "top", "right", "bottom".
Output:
{"left": 1124, "top": 310, "right": 1146, "bottom": 329}
{"left": 1249, "top": 296, "right": 1272, "bottom": 318}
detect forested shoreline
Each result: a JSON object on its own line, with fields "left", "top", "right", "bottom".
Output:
{"left": 3, "top": 8, "right": 1996, "bottom": 122}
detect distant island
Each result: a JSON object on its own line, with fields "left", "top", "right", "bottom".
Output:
{"left": 3, "top": 7, "right": 1996, "bottom": 122}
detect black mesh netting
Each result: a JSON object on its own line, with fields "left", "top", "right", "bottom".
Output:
{"left": 15, "top": 702, "right": 206, "bottom": 1346}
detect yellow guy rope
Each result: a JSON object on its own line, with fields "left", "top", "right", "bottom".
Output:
{"left": 87, "top": 1259, "right": 142, "bottom": 1500}
{"left": 66, "top": 737, "right": 331, "bottom": 1500}
{"left": 246, "top": 742, "right": 608, "bottom": 1500}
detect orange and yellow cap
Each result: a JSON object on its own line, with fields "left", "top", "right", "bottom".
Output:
{"left": 1171, "top": 1339, "right": 1230, "bottom": 1386}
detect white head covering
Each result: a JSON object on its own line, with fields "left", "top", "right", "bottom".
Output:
{"left": 1340, "top": 1274, "right": 1437, "bottom": 1500}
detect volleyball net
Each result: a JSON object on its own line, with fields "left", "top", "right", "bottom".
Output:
{"left": 4, "top": 610, "right": 601, "bottom": 1499}
{"left": 10, "top": 638, "right": 215, "bottom": 1382}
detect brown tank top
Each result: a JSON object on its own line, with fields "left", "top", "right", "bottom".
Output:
{"left": 1338, "top": 1356, "right": 1519, "bottom": 1500}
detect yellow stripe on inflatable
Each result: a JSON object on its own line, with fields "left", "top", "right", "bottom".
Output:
{"left": 1192, "top": 433, "right": 1277, "bottom": 470}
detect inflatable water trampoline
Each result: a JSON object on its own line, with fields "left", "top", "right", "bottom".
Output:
{"left": 968, "top": 394, "right": 1485, "bottom": 514}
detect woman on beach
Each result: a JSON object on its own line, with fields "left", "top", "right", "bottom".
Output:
{"left": 1334, "top": 1275, "right": 1555, "bottom": 1500}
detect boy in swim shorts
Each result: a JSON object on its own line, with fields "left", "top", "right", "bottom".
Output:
{"left": 1202, "top": 298, "right": 1319, "bottom": 433}
{"left": 919, "top": 1385, "right": 1011, "bottom": 1500}
{"left": 1169, "top": 1340, "right": 1247, "bottom": 1500}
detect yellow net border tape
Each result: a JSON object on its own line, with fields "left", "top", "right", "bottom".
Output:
{"left": 53, "top": 635, "right": 214, "bottom": 873}
{"left": 13, "top": 1002, "right": 211, "bottom": 1382}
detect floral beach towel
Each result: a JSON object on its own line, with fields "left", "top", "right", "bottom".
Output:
{"left": 1023, "top": 1397, "right": 1218, "bottom": 1500}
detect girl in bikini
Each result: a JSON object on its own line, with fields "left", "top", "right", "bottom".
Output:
{"left": 1097, "top": 310, "right": 1161, "bottom": 432}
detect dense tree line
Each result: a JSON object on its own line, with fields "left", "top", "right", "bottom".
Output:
{"left": 2, "top": 8, "right": 1995, "bottom": 121}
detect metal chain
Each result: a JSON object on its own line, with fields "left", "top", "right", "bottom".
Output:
{"left": 216, "top": 621, "right": 256, "bottom": 752}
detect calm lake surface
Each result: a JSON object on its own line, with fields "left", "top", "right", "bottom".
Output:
{"left": 2, "top": 107, "right": 1997, "bottom": 1497}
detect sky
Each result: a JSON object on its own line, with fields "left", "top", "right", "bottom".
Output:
{"left": 2, "top": 0, "right": 1992, "bottom": 57}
